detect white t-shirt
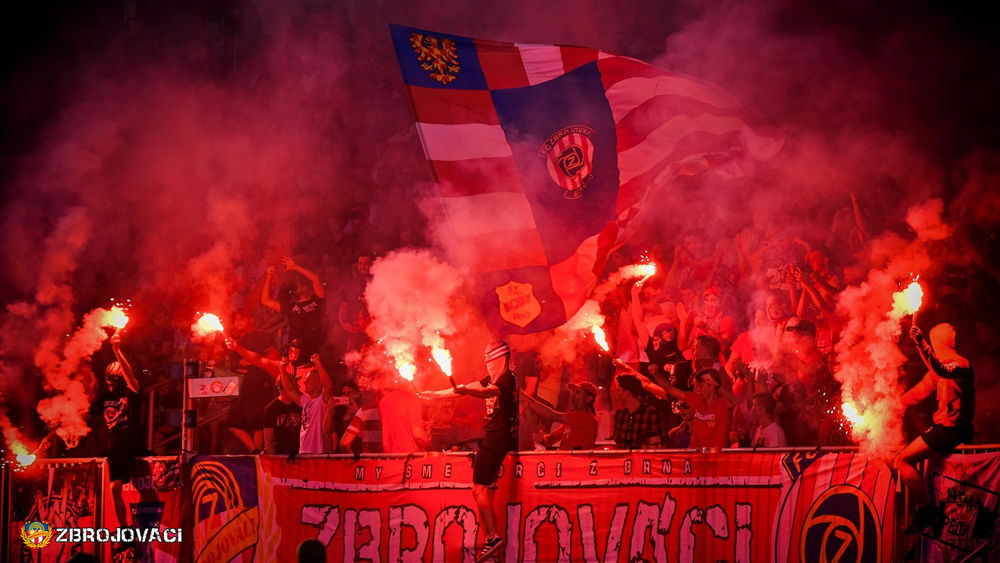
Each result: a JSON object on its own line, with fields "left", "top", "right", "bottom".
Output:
{"left": 299, "top": 393, "right": 330, "bottom": 454}
{"left": 751, "top": 421, "right": 787, "bottom": 448}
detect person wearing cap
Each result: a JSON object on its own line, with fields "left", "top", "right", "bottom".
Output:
{"left": 655, "top": 367, "right": 734, "bottom": 450}
{"left": 898, "top": 323, "right": 975, "bottom": 535}
{"left": 521, "top": 381, "right": 598, "bottom": 451}
{"left": 419, "top": 340, "right": 518, "bottom": 562}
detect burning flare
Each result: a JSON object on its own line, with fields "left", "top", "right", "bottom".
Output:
{"left": 591, "top": 325, "right": 610, "bottom": 352}
{"left": 891, "top": 280, "right": 923, "bottom": 319}
{"left": 430, "top": 346, "right": 453, "bottom": 376}
{"left": 100, "top": 305, "right": 130, "bottom": 329}
{"left": 16, "top": 453, "right": 37, "bottom": 467}
{"left": 397, "top": 362, "right": 416, "bottom": 381}
{"left": 841, "top": 401, "right": 864, "bottom": 426}
{"left": 621, "top": 262, "right": 657, "bottom": 283}
{"left": 192, "top": 313, "right": 225, "bottom": 338}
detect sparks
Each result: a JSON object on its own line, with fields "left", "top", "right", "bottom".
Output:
{"left": 192, "top": 313, "right": 225, "bottom": 338}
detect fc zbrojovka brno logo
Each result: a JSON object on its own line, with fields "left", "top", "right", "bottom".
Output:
{"left": 21, "top": 520, "right": 53, "bottom": 549}
{"left": 539, "top": 125, "right": 596, "bottom": 199}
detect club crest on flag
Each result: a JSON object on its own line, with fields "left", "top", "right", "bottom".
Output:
{"left": 800, "top": 485, "right": 881, "bottom": 562}
{"left": 495, "top": 281, "right": 542, "bottom": 328}
{"left": 538, "top": 125, "right": 596, "bottom": 199}
{"left": 21, "top": 520, "right": 53, "bottom": 549}
{"left": 409, "top": 32, "right": 461, "bottom": 85}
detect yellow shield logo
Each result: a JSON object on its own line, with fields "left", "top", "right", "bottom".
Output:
{"left": 21, "top": 520, "right": 53, "bottom": 549}
{"left": 495, "top": 281, "right": 541, "bottom": 328}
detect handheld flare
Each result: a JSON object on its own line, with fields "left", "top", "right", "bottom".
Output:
{"left": 192, "top": 313, "right": 225, "bottom": 338}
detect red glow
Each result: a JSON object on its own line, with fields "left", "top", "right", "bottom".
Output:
{"left": 192, "top": 313, "right": 224, "bottom": 337}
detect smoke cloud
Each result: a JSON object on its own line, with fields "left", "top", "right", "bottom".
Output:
{"left": 0, "top": 0, "right": 996, "bottom": 450}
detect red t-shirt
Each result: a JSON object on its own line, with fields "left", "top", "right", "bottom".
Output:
{"left": 553, "top": 410, "right": 599, "bottom": 450}
{"left": 685, "top": 391, "right": 731, "bottom": 449}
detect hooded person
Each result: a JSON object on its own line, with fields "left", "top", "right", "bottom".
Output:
{"left": 898, "top": 323, "right": 975, "bottom": 536}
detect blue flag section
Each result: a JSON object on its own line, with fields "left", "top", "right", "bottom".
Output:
{"left": 391, "top": 24, "right": 780, "bottom": 334}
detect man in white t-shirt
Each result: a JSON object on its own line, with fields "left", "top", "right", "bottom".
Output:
{"left": 281, "top": 353, "right": 333, "bottom": 454}
{"left": 750, "top": 392, "right": 787, "bottom": 448}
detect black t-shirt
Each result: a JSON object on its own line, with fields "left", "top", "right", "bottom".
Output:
{"left": 281, "top": 296, "right": 326, "bottom": 353}
{"left": 98, "top": 385, "right": 141, "bottom": 452}
{"left": 263, "top": 399, "right": 302, "bottom": 455}
{"left": 482, "top": 370, "right": 518, "bottom": 451}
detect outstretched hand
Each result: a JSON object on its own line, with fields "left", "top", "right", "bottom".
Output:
{"left": 281, "top": 256, "right": 298, "bottom": 271}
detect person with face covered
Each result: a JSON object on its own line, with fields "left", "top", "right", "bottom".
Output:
{"left": 898, "top": 323, "right": 975, "bottom": 535}
{"left": 97, "top": 331, "right": 142, "bottom": 527}
{"left": 628, "top": 282, "right": 691, "bottom": 387}
{"left": 419, "top": 340, "right": 518, "bottom": 563}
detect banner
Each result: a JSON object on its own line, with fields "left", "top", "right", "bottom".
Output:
{"left": 9, "top": 459, "right": 101, "bottom": 563}
{"left": 105, "top": 456, "right": 186, "bottom": 562}
{"left": 191, "top": 456, "right": 260, "bottom": 563}
{"left": 191, "top": 451, "right": 896, "bottom": 562}
{"left": 391, "top": 25, "right": 780, "bottom": 334}
{"left": 922, "top": 452, "right": 1000, "bottom": 562}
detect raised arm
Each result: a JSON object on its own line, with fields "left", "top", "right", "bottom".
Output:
{"left": 519, "top": 390, "right": 567, "bottom": 423}
{"left": 110, "top": 332, "right": 140, "bottom": 393}
{"left": 282, "top": 256, "right": 325, "bottom": 299}
{"left": 224, "top": 337, "right": 280, "bottom": 377}
{"left": 280, "top": 359, "right": 302, "bottom": 404}
{"left": 628, "top": 283, "right": 651, "bottom": 346}
{"left": 311, "top": 354, "right": 333, "bottom": 401}
{"left": 260, "top": 266, "right": 281, "bottom": 312}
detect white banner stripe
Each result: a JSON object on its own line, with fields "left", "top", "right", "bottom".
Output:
{"left": 440, "top": 192, "right": 538, "bottom": 235}
{"left": 417, "top": 122, "right": 512, "bottom": 161}
{"left": 516, "top": 43, "right": 566, "bottom": 85}
{"left": 605, "top": 75, "right": 742, "bottom": 122}
{"left": 617, "top": 113, "right": 749, "bottom": 185}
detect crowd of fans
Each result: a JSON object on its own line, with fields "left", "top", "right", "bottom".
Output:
{"left": 63, "top": 190, "right": 998, "bottom": 461}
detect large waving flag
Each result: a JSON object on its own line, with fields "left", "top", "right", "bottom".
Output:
{"left": 391, "top": 25, "right": 780, "bottom": 334}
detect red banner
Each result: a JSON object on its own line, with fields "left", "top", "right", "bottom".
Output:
{"left": 8, "top": 459, "right": 101, "bottom": 563}
{"left": 105, "top": 457, "right": 186, "bottom": 562}
{"left": 192, "top": 450, "right": 898, "bottom": 562}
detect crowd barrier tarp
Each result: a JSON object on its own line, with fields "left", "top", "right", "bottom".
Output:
{"left": 923, "top": 452, "right": 1000, "bottom": 562}
{"left": 191, "top": 456, "right": 260, "bottom": 563}
{"left": 105, "top": 457, "right": 186, "bottom": 562}
{"left": 8, "top": 459, "right": 101, "bottom": 563}
{"left": 192, "top": 450, "right": 899, "bottom": 562}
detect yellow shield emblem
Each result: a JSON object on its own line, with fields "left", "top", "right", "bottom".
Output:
{"left": 495, "top": 281, "right": 541, "bottom": 328}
